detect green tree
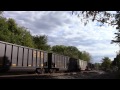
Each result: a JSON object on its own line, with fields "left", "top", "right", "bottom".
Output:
{"left": 101, "top": 57, "right": 112, "bottom": 71}
{"left": 0, "top": 16, "right": 34, "bottom": 48}
{"left": 19, "top": 27, "right": 34, "bottom": 48}
{"left": 94, "top": 63, "right": 101, "bottom": 70}
{"left": 80, "top": 51, "right": 92, "bottom": 62}
{"left": 6, "top": 18, "right": 34, "bottom": 48}
{"left": 111, "top": 51, "right": 120, "bottom": 71}
{"left": 51, "top": 45, "right": 91, "bottom": 62}
{"left": 6, "top": 18, "right": 19, "bottom": 43}
{"left": 72, "top": 11, "right": 120, "bottom": 46}
{"left": 51, "top": 45, "right": 66, "bottom": 55}
{"left": 0, "top": 17, "right": 12, "bottom": 42}
{"left": 66, "top": 46, "right": 80, "bottom": 58}
{"left": 33, "top": 35, "right": 51, "bottom": 51}
{"left": 72, "top": 11, "right": 116, "bottom": 26}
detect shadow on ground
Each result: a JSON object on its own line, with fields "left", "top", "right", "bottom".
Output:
{"left": 0, "top": 71, "right": 119, "bottom": 79}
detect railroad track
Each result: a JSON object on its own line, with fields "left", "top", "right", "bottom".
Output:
{"left": 0, "top": 70, "right": 100, "bottom": 79}
{"left": 0, "top": 72, "right": 80, "bottom": 79}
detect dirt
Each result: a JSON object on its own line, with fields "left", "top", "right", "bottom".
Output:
{"left": 0, "top": 70, "right": 119, "bottom": 79}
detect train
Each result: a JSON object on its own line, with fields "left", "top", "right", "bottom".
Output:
{"left": 0, "top": 41, "right": 93, "bottom": 74}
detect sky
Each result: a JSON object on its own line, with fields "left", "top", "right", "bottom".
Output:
{"left": 3, "top": 11, "right": 119, "bottom": 63}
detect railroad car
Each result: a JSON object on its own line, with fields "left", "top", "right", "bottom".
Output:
{"left": 47, "top": 53, "right": 70, "bottom": 73}
{"left": 0, "top": 40, "right": 91, "bottom": 74}
{"left": 78, "top": 59, "right": 87, "bottom": 71}
{"left": 0, "top": 41, "right": 48, "bottom": 74}
{"left": 67, "top": 57, "right": 80, "bottom": 72}
{"left": 47, "top": 54, "right": 87, "bottom": 72}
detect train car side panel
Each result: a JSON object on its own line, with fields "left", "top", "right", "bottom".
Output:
{"left": 37, "top": 51, "right": 40, "bottom": 67}
{"left": 23, "top": 48, "right": 28, "bottom": 67}
{"left": 28, "top": 49, "right": 32, "bottom": 67}
{"left": 17, "top": 47, "right": 23, "bottom": 67}
{"left": 0, "top": 43, "right": 5, "bottom": 67}
{"left": 40, "top": 51, "right": 44, "bottom": 68}
{"left": 5, "top": 44, "right": 12, "bottom": 66}
{"left": 11, "top": 46, "right": 18, "bottom": 67}
{"left": 33, "top": 50, "right": 37, "bottom": 67}
{"left": 44, "top": 52, "right": 48, "bottom": 68}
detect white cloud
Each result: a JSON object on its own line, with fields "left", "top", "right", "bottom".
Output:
{"left": 3, "top": 11, "right": 119, "bottom": 63}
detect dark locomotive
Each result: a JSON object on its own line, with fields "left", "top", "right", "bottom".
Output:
{"left": 0, "top": 41, "right": 92, "bottom": 74}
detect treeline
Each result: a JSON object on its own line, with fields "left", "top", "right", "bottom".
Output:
{"left": 0, "top": 12, "right": 91, "bottom": 62}
{"left": 94, "top": 52, "right": 120, "bottom": 72}
{"left": 51, "top": 45, "right": 91, "bottom": 61}
{"left": 0, "top": 12, "right": 50, "bottom": 50}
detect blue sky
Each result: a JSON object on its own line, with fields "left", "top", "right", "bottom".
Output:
{"left": 3, "top": 11, "right": 119, "bottom": 63}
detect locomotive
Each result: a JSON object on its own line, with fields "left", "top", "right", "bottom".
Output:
{"left": 0, "top": 41, "right": 90, "bottom": 74}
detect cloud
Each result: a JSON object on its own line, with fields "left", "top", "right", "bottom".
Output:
{"left": 3, "top": 11, "right": 119, "bottom": 63}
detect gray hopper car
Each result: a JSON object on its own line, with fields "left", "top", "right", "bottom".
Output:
{"left": 0, "top": 40, "right": 89, "bottom": 74}
{"left": 78, "top": 59, "right": 88, "bottom": 70}
{"left": 0, "top": 41, "right": 47, "bottom": 73}
{"left": 47, "top": 53, "right": 70, "bottom": 73}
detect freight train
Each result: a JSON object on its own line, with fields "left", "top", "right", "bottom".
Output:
{"left": 0, "top": 41, "right": 92, "bottom": 74}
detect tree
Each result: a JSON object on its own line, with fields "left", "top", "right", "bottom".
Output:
{"left": 66, "top": 46, "right": 80, "bottom": 58}
{"left": 0, "top": 16, "right": 35, "bottom": 48}
{"left": 101, "top": 57, "right": 112, "bottom": 71}
{"left": 81, "top": 51, "right": 92, "bottom": 62}
{"left": 6, "top": 18, "right": 19, "bottom": 43}
{"left": 51, "top": 45, "right": 91, "bottom": 62}
{"left": 72, "top": 11, "right": 116, "bottom": 26}
{"left": 19, "top": 27, "right": 34, "bottom": 48}
{"left": 111, "top": 51, "right": 120, "bottom": 71}
{"left": 6, "top": 18, "right": 34, "bottom": 48}
{"left": 72, "top": 11, "right": 120, "bottom": 46}
{"left": 33, "top": 35, "right": 51, "bottom": 51}
{"left": 0, "top": 12, "right": 52, "bottom": 49}
{"left": 94, "top": 63, "right": 101, "bottom": 70}
{"left": 0, "top": 17, "right": 12, "bottom": 42}
{"left": 51, "top": 45, "right": 66, "bottom": 55}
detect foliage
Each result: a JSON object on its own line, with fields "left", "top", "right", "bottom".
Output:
{"left": 33, "top": 35, "right": 51, "bottom": 51}
{"left": 101, "top": 57, "right": 112, "bottom": 71}
{"left": 0, "top": 16, "right": 34, "bottom": 48}
{"left": 72, "top": 11, "right": 116, "bottom": 26}
{"left": 51, "top": 45, "right": 91, "bottom": 62}
{"left": 80, "top": 51, "right": 92, "bottom": 62}
{"left": 111, "top": 51, "right": 120, "bottom": 71}
{"left": 72, "top": 11, "right": 120, "bottom": 46}
{"left": 94, "top": 63, "right": 101, "bottom": 70}
{"left": 0, "top": 11, "right": 92, "bottom": 62}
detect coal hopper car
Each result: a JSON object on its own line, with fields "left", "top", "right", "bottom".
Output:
{"left": 0, "top": 41, "right": 48, "bottom": 74}
{"left": 47, "top": 53, "right": 70, "bottom": 73}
